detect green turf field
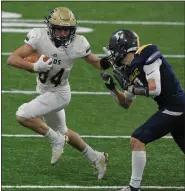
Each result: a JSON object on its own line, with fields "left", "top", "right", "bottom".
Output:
{"left": 2, "top": 1, "right": 185, "bottom": 191}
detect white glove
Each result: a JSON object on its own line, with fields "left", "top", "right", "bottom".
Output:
{"left": 103, "top": 46, "right": 115, "bottom": 68}
{"left": 103, "top": 47, "right": 111, "bottom": 57}
{"left": 33, "top": 55, "right": 53, "bottom": 72}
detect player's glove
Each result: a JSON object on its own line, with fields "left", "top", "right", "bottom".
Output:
{"left": 113, "top": 68, "right": 130, "bottom": 90}
{"left": 33, "top": 55, "right": 53, "bottom": 72}
{"left": 100, "top": 72, "right": 116, "bottom": 90}
{"left": 100, "top": 46, "right": 115, "bottom": 70}
{"left": 100, "top": 57, "right": 111, "bottom": 70}
{"left": 103, "top": 46, "right": 111, "bottom": 57}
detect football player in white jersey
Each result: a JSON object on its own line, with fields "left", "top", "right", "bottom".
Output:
{"left": 7, "top": 7, "right": 111, "bottom": 179}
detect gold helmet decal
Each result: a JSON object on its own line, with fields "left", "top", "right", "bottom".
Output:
{"left": 49, "top": 7, "right": 77, "bottom": 27}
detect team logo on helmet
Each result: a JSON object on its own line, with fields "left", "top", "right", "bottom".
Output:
{"left": 114, "top": 31, "right": 124, "bottom": 41}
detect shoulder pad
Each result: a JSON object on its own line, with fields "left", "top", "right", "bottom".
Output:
{"left": 135, "top": 44, "right": 162, "bottom": 65}
{"left": 24, "top": 28, "right": 42, "bottom": 49}
{"left": 75, "top": 35, "right": 91, "bottom": 56}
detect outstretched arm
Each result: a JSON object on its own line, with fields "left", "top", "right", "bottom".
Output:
{"left": 84, "top": 53, "right": 111, "bottom": 70}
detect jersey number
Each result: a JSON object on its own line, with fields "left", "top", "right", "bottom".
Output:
{"left": 39, "top": 68, "right": 65, "bottom": 87}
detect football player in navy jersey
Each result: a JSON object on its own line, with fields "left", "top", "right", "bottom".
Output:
{"left": 101, "top": 29, "right": 185, "bottom": 191}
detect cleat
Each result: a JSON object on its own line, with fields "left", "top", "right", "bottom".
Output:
{"left": 94, "top": 152, "right": 109, "bottom": 179}
{"left": 50, "top": 134, "right": 68, "bottom": 165}
{"left": 116, "top": 185, "right": 140, "bottom": 191}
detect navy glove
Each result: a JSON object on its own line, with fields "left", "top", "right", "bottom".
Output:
{"left": 100, "top": 72, "right": 116, "bottom": 90}
{"left": 100, "top": 57, "right": 111, "bottom": 70}
{"left": 113, "top": 68, "right": 131, "bottom": 90}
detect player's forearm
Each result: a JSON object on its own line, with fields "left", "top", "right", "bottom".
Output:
{"left": 7, "top": 54, "right": 34, "bottom": 72}
{"left": 90, "top": 59, "right": 102, "bottom": 70}
{"left": 85, "top": 53, "right": 110, "bottom": 70}
{"left": 127, "top": 82, "right": 160, "bottom": 97}
{"left": 85, "top": 53, "right": 102, "bottom": 70}
{"left": 128, "top": 85, "right": 149, "bottom": 96}
{"left": 110, "top": 88, "right": 135, "bottom": 109}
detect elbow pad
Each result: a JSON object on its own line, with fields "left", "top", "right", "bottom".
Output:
{"left": 100, "top": 57, "right": 111, "bottom": 70}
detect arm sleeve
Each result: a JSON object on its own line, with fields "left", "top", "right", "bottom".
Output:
{"left": 143, "top": 58, "right": 162, "bottom": 96}
{"left": 24, "top": 28, "right": 41, "bottom": 50}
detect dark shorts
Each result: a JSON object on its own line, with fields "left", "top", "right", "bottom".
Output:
{"left": 132, "top": 108, "right": 185, "bottom": 145}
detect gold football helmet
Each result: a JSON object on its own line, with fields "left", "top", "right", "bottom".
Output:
{"left": 45, "top": 7, "right": 77, "bottom": 47}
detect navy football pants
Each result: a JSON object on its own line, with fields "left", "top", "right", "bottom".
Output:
{"left": 132, "top": 109, "right": 185, "bottom": 153}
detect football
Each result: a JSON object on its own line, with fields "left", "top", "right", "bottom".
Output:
{"left": 24, "top": 53, "right": 49, "bottom": 63}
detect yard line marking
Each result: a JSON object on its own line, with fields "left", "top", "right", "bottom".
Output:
{"left": 2, "top": 27, "right": 93, "bottom": 34}
{"left": 3, "top": 19, "right": 185, "bottom": 26}
{"left": 2, "top": 52, "right": 13, "bottom": 55}
{"left": 2, "top": 134, "right": 173, "bottom": 139}
{"left": 2, "top": 185, "right": 185, "bottom": 189}
{"left": 2, "top": 90, "right": 110, "bottom": 95}
{"left": 2, "top": 52, "right": 185, "bottom": 58}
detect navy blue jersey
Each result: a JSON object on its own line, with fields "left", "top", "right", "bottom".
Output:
{"left": 126, "top": 44, "right": 185, "bottom": 111}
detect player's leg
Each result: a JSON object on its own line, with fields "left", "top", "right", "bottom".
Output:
{"left": 119, "top": 110, "right": 177, "bottom": 191}
{"left": 43, "top": 109, "right": 108, "bottom": 179}
{"left": 171, "top": 113, "right": 185, "bottom": 153}
{"left": 67, "top": 127, "right": 108, "bottom": 180}
{"left": 16, "top": 115, "right": 51, "bottom": 135}
{"left": 16, "top": 91, "right": 70, "bottom": 164}
{"left": 44, "top": 109, "right": 88, "bottom": 150}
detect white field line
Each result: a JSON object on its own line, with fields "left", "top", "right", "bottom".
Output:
{"left": 2, "top": 52, "right": 185, "bottom": 58}
{"left": 2, "top": 19, "right": 185, "bottom": 26}
{"left": 2, "top": 90, "right": 110, "bottom": 95}
{"left": 2, "top": 185, "right": 185, "bottom": 189}
{"left": 2, "top": 134, "right": 173, "bottom": 139}
{"left": 2, "top": 23, "right": 46, "bottom": 27}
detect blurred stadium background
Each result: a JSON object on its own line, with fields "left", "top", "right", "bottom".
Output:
{"left": 2, "top": 1, "right": 185, "bottom": 191}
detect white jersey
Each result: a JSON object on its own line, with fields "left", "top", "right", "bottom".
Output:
{"left": 24, "top": 28, "right": 91, "bottom": 93}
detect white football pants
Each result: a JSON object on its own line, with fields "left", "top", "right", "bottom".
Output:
{"left": 16, "top": 85, "right": 71, "bottom": 135}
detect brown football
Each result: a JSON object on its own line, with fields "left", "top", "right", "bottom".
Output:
{"left": 25, "top": 53, "right": 49, "bottom": 63}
